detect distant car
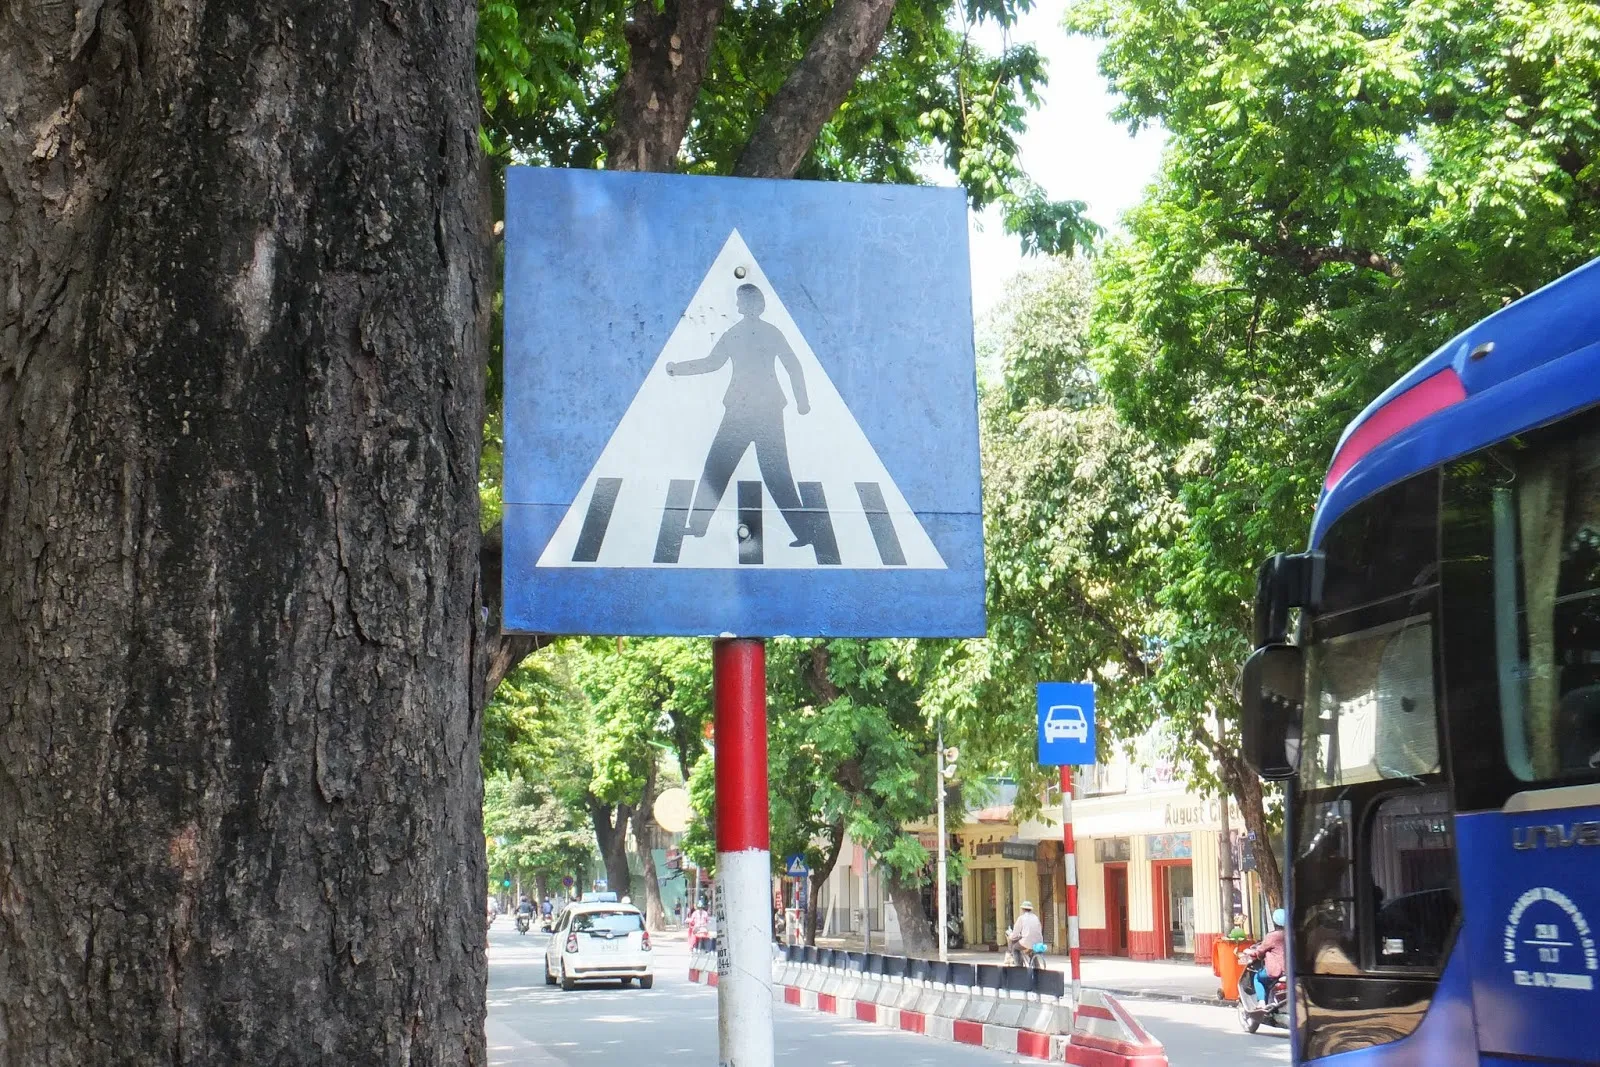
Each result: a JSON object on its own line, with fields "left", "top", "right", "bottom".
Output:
{"left": 545, "top": 901, "right": 654, "bottom": 990}
{"left": 1043, "top": 704, "right": 1089, "bottom": 743}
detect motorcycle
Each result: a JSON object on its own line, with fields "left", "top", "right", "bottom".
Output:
{"left": 1236, "top": 953, "right": 1288, "bottom": 1033}
{"left": 515, "top": 914, "right": 531, "bottom": 935}
{"left": 945, "top": 917, "right": 966, "bottom": 951}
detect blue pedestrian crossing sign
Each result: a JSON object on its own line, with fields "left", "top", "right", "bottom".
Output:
{"left": 784, "top": 855, "right": 810, "bottom": 878}
{"left": 501, "top": 168, "right": 985, "bottom": 638}
{"left": 1037, "top": 682, "right": 1096, "bottom": 766}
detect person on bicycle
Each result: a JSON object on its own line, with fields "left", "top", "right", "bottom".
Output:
{"left": 1007, "top": 901, "right": 1044, "bottom": 963}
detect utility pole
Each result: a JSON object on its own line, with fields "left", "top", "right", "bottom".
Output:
{"left": 936, "top": 720, "right": 949, "bottom": 962}
{"left": 1219, "top": 791, "right": 1235, "bottom": 935}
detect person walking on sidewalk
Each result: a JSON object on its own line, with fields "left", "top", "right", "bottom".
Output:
{"left": 1006, "top": 901, "right": 1044, "bottom": 965}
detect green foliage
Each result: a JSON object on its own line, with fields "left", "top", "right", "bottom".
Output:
{"left": 925, "top": 261, "right": 1188, "bottom": 803}
{"left": 475, "top": 0, "right": 1095, "bottom": 254}
{"left": 1046, "top": 0, "right": 1600, "bottom": 791}
{"left": 477, "top": 1, "right": 626, "bottom": 165}
{"left": 483, "top": 654, "right": 567, "bottom": 780}
{"left": 485, "top": 772, "right": 596, "bottom": 889}
{"left": 770, "top": 640, "right": 937, "bottom": 883}
{"left": 569, "top": 638, "right": 712, "bottom": 805}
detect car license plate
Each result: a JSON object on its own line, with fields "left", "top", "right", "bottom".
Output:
{"left": 591, "top": 940, "right": 620, "bottom": 953}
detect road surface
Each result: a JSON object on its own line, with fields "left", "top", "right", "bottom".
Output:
{"left": 485, "top": 925, "right": 1290, "bottom": 1066}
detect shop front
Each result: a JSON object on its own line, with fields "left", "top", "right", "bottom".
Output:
{"left": 958, "top": 829, "right": 1041, "bottom": 951}
{"left": 1037, "top": 785, "right": 1238, "bottom": 964}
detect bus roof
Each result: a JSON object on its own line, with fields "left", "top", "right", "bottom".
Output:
{"left": 1311, "top": 256, "right": 1600, "bottom": 546}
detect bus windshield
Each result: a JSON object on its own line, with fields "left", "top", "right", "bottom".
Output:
{"left": 1303, "top": 615, "right": 1440, "bottom": 792}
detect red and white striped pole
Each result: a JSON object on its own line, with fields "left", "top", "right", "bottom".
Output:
{"left": 1060, "top": 764, "right": 1082, "bottom": 1008}
{"left": 714, "top": 638, "right": 773, "bottom": 1067}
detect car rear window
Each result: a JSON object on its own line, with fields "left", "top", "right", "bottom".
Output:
{"left": 573, "top": 910, "right": 644, "bottom": 934}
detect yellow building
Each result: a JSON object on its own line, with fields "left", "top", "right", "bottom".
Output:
{"left": 953, "top": 756, "right": 1268, "bottom": 965}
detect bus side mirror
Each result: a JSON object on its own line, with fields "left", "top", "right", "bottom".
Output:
{"left": 1254, "top": 552, "right": 1325, "bottom": 646}
{"left": 1242, "top": 644, "right": 1304, "bottom": 781}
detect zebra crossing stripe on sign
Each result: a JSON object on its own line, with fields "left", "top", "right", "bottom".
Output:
{"left": 536, "top": 230, "right": 946, "bottom": 571}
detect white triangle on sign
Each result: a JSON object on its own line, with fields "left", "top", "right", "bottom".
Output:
{"left": 537, "top": 229, "right": 946, "bottom": 570}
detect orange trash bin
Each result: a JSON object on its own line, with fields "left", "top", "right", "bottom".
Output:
{"left": 1213, "top": 938, "right": 1247, "bottom": 1001}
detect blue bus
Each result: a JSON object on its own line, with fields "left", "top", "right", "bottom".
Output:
{"left": 1241, "top": 258, "right": 1600, "bottom": 1065}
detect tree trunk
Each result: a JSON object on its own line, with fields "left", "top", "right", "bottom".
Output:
{"left": 605, "top": 0, "right": 725, "bottom": 173}
{"left": 882, "top": 864, "right": 937, "bottom": 958}
{"left": 590, "top": 802, "right": 634, "bottom": 900}
{"left": 734, "top": 0, "right": 900, "bottom": 179}
{"left": 481, "top": 523, "right": 546, "bottom": 693}
{"left": 804, "top": 820, "right": 845, "bottom": 946}
{"left": 635, "top": 758, "right": 667, "bottom": 930}
{"left": 1224, "top": 757, "right": 1284, "bottom": 911}
{"left": 0, "top": 2, "right": 488, "bottom": 1064}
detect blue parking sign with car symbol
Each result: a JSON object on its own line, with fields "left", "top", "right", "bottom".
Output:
{"left": 1037, "top": 682, "right": 1096, "bottom": 765}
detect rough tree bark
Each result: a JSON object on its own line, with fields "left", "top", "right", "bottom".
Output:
{"left": 605, "top": 0, "right": 726, "bottom": 173}
{"left": 635, "top": 756, "right": 667, "bottom": 930}
{"left": 481, "top": 523, "right": 545, "bottom": 693}
{"left": 1221, "top": 755, "right": 1284, "bottom": 911}
{"left": 590, "top": 800, "right": 635, "bottom": 901}
{"left": 0, "top": 2, "right": 489, "bottom": 1064}
{"left": 735, "top": 0, "right": 900, "bottom": 179}
{"left": 883, "top": 866, "right": 937, "bottom": 957}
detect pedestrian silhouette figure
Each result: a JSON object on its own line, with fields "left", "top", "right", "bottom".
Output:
{"left": 666, "top": 283, "right": 813, "bottom": 547}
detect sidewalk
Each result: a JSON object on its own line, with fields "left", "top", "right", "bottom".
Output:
{"left": 812, "top": 936, "right": 1229, "bottom": 1006}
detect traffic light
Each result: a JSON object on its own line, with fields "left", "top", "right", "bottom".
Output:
{"left": 502, "top": 878, "right": 512, "bottom": 888}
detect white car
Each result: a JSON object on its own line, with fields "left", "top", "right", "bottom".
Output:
{"left": 545, "top": 901, "right": 654, "bottom": 990}
{"left": 1043, "top": 704, "right": 1089, "bottom": 743}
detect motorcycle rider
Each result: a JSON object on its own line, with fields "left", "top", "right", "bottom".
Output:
{"left": 516, "top": 894, "right": 534, "bottom": 932}
{"left": 1006, "top": 901, "right": 1044, "bottom": 964}
{"left": 1241, "top": 908, "right": 1287, "bottom": 1006}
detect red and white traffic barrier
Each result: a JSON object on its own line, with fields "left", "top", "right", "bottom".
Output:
{"left": 769, "top": 972, "right": 1066, "bottom": 1061}
{"left": 699, "top": 953, "right": 1168, "bottom": 1065}
{"left": 1065, "top": 989, "right": 1169, "bottom": 1067}
{"left": 687, "top": 938, "right": 719, "bottom": 986}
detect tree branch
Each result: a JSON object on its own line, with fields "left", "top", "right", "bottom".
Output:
{"left": 606, "top": 0, "right": 725, "bottom": 173}
{"left": 734, "top": 0, "right": 898, "bottom": 178}
{"left": 1222, "top": 227, "right": 1401, "bottom": 278}
{"left": 481, "top": 521, "right": 548, "bottom": 694}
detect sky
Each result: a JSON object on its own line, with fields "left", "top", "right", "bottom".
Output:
{"left": 958, "top": 2, "right": 1167, "bottom": 319}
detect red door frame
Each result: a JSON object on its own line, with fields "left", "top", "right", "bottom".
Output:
{"left": 1151, "top": 859, "right": 1193, "bottom": 958}
{"left": 1102, "top": 862, "right": 1129, "bottom": 957}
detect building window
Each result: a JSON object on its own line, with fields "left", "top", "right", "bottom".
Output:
{"left": 1095, "top": 837, "right": 1132, "bottom": 863}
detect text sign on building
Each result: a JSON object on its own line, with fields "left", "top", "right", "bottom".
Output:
{"left": 1037, "top": 682, "right": 1096, "bottom": 765}
{"left": 500, "top": 168, "right": 985, "bottom": 637}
